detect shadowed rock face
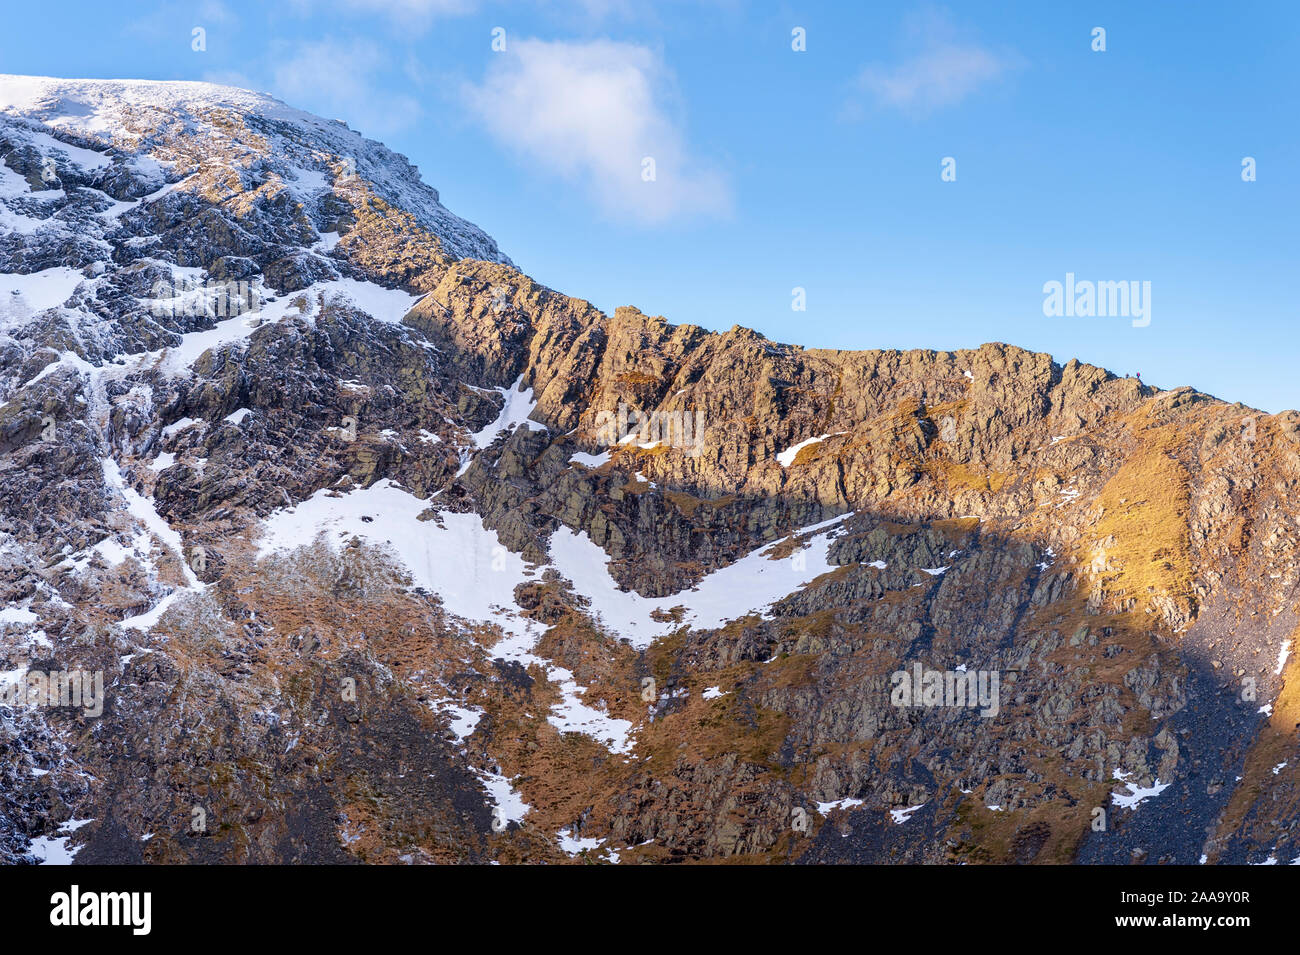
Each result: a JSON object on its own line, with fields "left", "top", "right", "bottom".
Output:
{"left": 2, "top": 76, "right": 1299, "bottom": 865}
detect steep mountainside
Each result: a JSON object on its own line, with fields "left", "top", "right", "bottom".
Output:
{"left": 3, "top": 76, "right": 1299, "bottom": 865}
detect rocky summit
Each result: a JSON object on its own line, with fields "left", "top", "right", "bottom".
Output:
{"left": 2, "top": 75, "right": 1298, "bottom": 866}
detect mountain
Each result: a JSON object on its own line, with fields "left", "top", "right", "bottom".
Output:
{"left": 2, "top": 75, "right": 1298, "bottom": 865}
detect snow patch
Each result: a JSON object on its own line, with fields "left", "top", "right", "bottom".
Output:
{"left": 1110, "top": 770, "right": 1170, "bottom": 810}
{"left": 471, "top": 376, "right": 546, "bottom": 449}
{"left": 890, "top": 804, "right": 925, "bottom": 825}
{"left": 0, "top": 266, "right": 84, "bottom": 315}
{"left": 27, "top": 818, "right": 94, "bottom": 865}
{"left": 548, "top": 513, "right": 851, "bottom": 649}
{"left": 816, "top": 798, "right": 864, "bottom": 815}
{"left": 777, "top": 432, "right": 844, "bottom": 467}
{"left": 569, "top": 450, "right": 611, "bottom": 468}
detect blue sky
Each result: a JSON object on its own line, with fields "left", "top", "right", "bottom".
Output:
{"left": 2, "top": 1, "right": 1297, "bottom": 410}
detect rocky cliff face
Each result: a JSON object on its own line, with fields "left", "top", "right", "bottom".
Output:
{"left": 3, "top": 76, "right": 1299, "bottom": 865}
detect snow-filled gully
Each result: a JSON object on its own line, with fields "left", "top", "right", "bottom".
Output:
{"left": 256, "top": 479, "right": 855, "bottom": 830}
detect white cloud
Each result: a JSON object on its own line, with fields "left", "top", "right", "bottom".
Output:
{"left": 125, "top": 0, "right": 237, "bottom": 39}
{"left": 858, "top": 45, "right": 1007, "bottom": 112}
{"left": 555, "top": 0, "right": 638, "bottom": 20}
{"left": 463, "top": 38, "right": 729, "bottom": 225}
{"left": 334, "top": 0, "right": 475, "bottom": 20}
{"left": 198, "top": 0, "right": 236, "bottom": 24}
{"left": 271, "top": 38, "right": 421, "bottom": 135}
{"left": 287, "top": 0, "right": 475, "bottom": 29}
{"left": 852, "top": 9, "right": 1016, "bottom": 114}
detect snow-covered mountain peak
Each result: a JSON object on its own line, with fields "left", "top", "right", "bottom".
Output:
{"left": 0, "top": 73, "right": 509, "bottom": 266}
